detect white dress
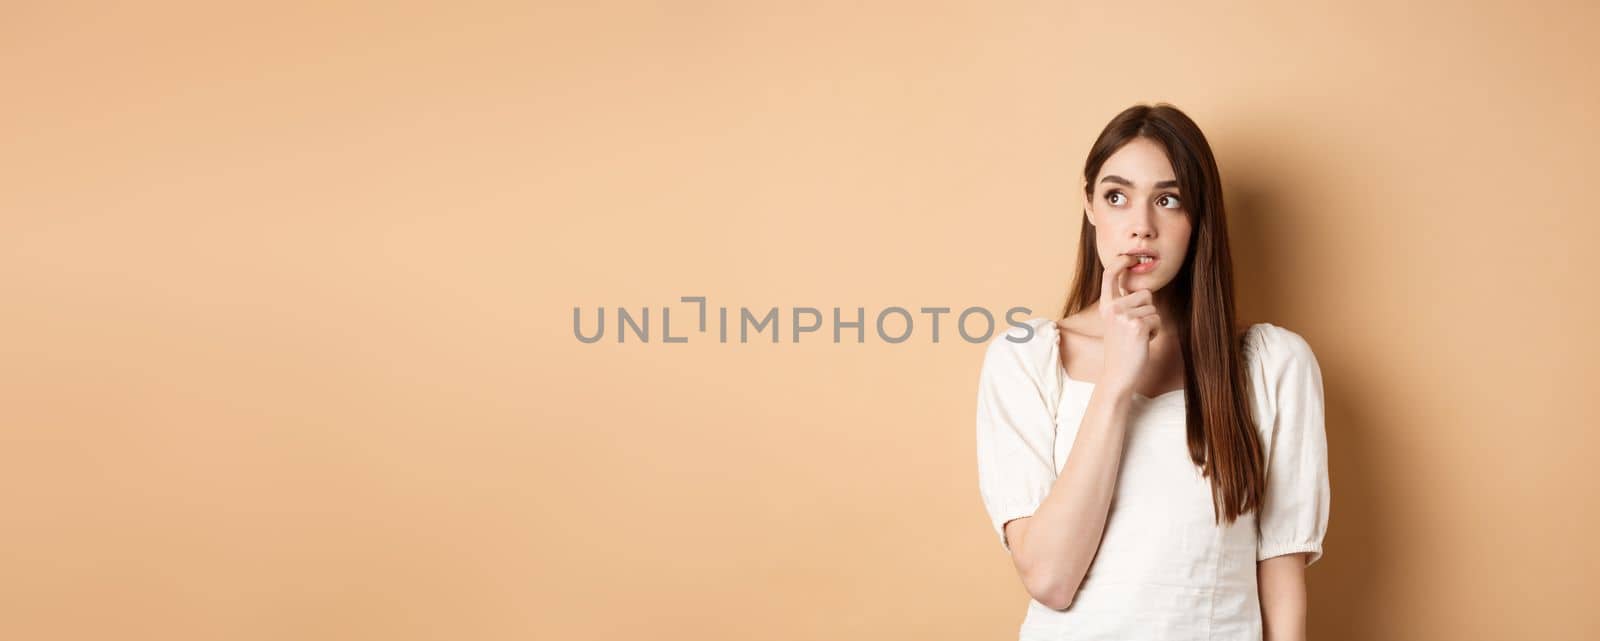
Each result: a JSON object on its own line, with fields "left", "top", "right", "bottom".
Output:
{"left": 975, "top": 317, "right": 1330, "bottom": 641}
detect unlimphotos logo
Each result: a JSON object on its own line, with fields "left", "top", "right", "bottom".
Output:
{"left": 574, "top": 296, "right": 1037, "bottom": 344}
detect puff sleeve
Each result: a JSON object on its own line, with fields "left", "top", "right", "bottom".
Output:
{"left": 974, "top": 319, "right": 1062, "bottom": 553}
{"left": 1250, "top": 324, "right": 1332, "bottom": 567}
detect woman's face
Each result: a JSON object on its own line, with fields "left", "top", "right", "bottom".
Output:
{"left": 1083, "top": 137, "right": 1193, "bottom": 297}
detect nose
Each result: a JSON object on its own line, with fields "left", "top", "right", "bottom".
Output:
{"left": 1127, "top": 203, "right": 1156, "bottom": 239}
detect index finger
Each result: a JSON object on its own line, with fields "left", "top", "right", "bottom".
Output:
{"left": 1100, "top": 253, "right": 1137, "bottom": 305}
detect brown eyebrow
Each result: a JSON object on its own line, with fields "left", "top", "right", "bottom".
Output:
{"left": 1100, "top": 175, "right": 1179, "bottom": 190}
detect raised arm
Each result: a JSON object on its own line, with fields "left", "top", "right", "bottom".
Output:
{"left": 1003, "top": 384, "right": 1135, "bottom": 609}
{"left": 1002, "top": 254, "right": 1156, "bottom": 610}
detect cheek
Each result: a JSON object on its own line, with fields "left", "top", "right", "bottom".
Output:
{"left": 1095, "top": 227, "right": 1118, "bottom": 260}
{"left": 1165, "top": 220, "right": 1193, "bottom": 264}
{"left": 1172, "top": 222, "right": 1193, "bottom": 247}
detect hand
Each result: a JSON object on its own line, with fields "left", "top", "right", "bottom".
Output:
{"left": 1096, "top": 253, "right": 1161, "bottom": 397}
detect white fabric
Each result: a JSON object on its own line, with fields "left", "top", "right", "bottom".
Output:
{"left": 975, "top": 317, "right": 1330, "bottom": 640}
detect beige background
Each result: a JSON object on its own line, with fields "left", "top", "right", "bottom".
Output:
{"left": 3, "top": 1, "right": 1597, "bottom": 639}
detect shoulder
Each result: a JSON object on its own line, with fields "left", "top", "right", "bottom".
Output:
{"left": 985, "top": 316, "right": 1060, "bottom": 353}
{"left": 1243, "top": 322, "right": 1322, "bottom": 379}
{"left": 980, "top": 317, "right": 1061, "bottom": 380}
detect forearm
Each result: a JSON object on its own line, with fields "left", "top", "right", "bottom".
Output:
{"left": 1258, "top": 553, "right": 1308, "bottom": 641}
{"left": 1010, "top": 387, "right": 1133, "bottom": 609}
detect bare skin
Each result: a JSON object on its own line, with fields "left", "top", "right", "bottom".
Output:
{"left": 1056, "top": 305, "right": 1184, "bottom": 400}
{"left": 1259, "top": 553, "right": 1309, "bottom": 641}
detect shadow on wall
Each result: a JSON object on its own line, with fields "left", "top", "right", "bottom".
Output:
{"left": 1226, "top": 132, "right": 1394, "bottom": 639}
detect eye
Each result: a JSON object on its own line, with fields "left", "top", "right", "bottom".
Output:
{"left": 1156, "top": 194, "right": 1182, "bottom": 209}
{"left": 1105, "top": 191, "right": 1126, "bottom": 206}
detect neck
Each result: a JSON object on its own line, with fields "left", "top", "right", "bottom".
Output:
{"left": 1152, "top": 287, "right": 1182, "bottom": 323}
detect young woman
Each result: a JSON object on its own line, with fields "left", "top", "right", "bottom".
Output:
{"left": 975, "top": 103, "right": 1330, "bottom": 641}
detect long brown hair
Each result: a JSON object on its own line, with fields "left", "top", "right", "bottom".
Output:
{"left": 1060, "top": 103, "right": 1264, "bottom": 525}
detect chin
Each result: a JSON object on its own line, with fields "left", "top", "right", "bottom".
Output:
{"left": 1129, "top": 275, "right": 1169, "bottom": 292}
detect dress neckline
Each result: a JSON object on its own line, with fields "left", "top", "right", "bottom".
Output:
{"left": 1059, "top": 368, "right": 1185, "bottom": 403}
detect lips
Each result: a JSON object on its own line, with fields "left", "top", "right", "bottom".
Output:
{"left": 1122, "top": 249, "right": 1159, "bottom": 273}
